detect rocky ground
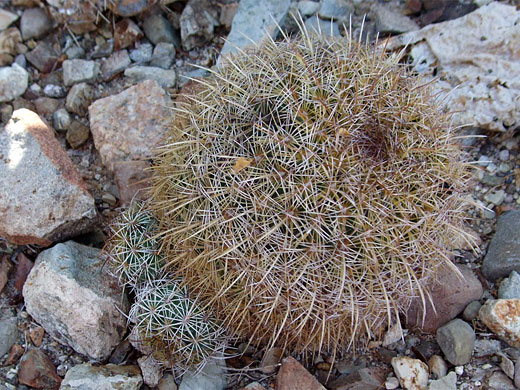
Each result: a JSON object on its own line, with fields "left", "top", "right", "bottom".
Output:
{"left": 0, "top": 0, "right": 519, "bottom": 389}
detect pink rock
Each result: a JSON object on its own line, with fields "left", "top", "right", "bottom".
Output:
{"left": 113, "top": 160, "right": 152, "bottom": 205}
{"left": 276, "top": 357, "right": 326, "bottom": 390}
{"left": 479, "top": 299, "right": 520, "bottom": 347}
{"left": 18, "top": 349, "right": 61, "bottom": 389}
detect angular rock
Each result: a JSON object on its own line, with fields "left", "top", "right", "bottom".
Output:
{"left": 5, "top": 343, "right": 24, "bottom": 366}
{"left": 66, "top": 120, "right": 90, "bottom": 149}
{"left": 14, "top": 252, "right": 34, "bottom": 291}
{"left": 391, "top": 357, "right": 428, "bottom": 390}
{"left": 515, "top": 358, "right": 520, "bottom": 389}
{"left": 143, "top": 14, "right": 179, "bottom": 46}
{"left": 101, "top": 50, "right": 131, "bottom": 80}
{"left": 0, "top": 28, "right": 22, "bottom": 57}
{"left": 26, "top": 39, "right": 60, "bottom": 73}
{"left": 129, "top": 42, "right": 153, "bottom": 63}
{"left": 328, "top": 367, "right": 386, "bottom": 390}
{"left": 436, "top": 319, "right": 475, "bottom": 365}
{"left": 0, "top": 109, "right": 97, "bottom": 246}
{"left": 0, "top": 63, "right": 29, "bottom": 103}
{"left": 22, "top": 241, "right": 129, "bottom": 360}
{"left": 427, "top": 355, "right": 447, "bottom": 379}
{"left": 297, "top": 1, "right": 321, "bottom": 16}
{"left": 62, "top": 59, "right": 99, "bottom": 86}
{"left": 20, "top": 8, "right": 52, "bottom": 41}
{"left": 124, "top": 66, "right": 177, "bottom": 88}
{"left": 0, "top": 317, "right": 18, "bottom": 358}
{"left": 180, "top": 0, "right": 219, "bottom": 51}
{"left": 219, "top": 0, "right": 290, "bottom": 61}
{"left": 52, "top": 108, "right": 71, "bottom": 131}
{"left": 109, "top": 0, "right": 154, "bottom": 17}
{"left": 137, "top": 355, "right": 163, "bottom": 387}
{"left": 34, "top": 97, "right": 61, "bottom": 118}
{"left": 498, "top": 271, "right": 520, "bottom": 299}
{"left": 0, "top": 256, "right": 11, "bottom": 293}
{"left": 220, "top": 3, "right": 239, "bottom": 28}
{"left": 374, "top": 4, "right": 419, "bottom": 35}
{"left": 479, "top": 299, "right": 520, "bottom": 347}
{"left": 482, "top": 211, "right": 520, "bottom": 281}
{"left": 113, "top": 160, "right": 152, "bottom": 205}
{"left": 486, "top": 371, "right": 516, "bottom": 390}
{"left": 66, "top": 82, "right": 95, "bottom": 116}
{"left": 150, "top": 42, "right": 175, "bottom": 69}
{"left": 88, "top": 80, "right": 171, "bottom": 171}
{"left": 318, "top": 0, "right": 352, "bottom": 22}
{"left": 406, "top": 265, "right": 482, "bottom": 333}
{"left": 179, "top": 360, "right": 226, "bottom": 390}
{"left": 114, "top": 18, "right": 143, "bottom": 50}
{"left": 260, "top": 347, "right": 283, "bottom": 374}
{"left": 501, "top": 355, "right": 515, "bottom": 380}
{"left": 304, "top": 17, "right": 341, "bottom": 37}
{"left": 474, "top": 339, "right": 502, "bottom": 357}
{"left": 0, "top": 10, "right": 18, "bottom": 31}
{"left": 158, "top": 372, "right": 178, "bottom": 390}
{"left": 60, "top": 363, "right": 143, "bottom": 390}
{"left": 276, "top": 357, "right": 326, "bottom": 390}
{"left": 462, "top": 301, "right": 482, "bottom": 322}
{"left": 428, "top": 371, "right": 456, "bottom": 390}
{"left": 19, "top": 349, "right": 61, "bottom": 389}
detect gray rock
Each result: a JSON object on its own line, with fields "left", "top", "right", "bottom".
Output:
{"left": 62, "top": 59, "right": 99, "bottom": 86}
{"left": 52, "top": 108, "right": 71, "bottom": 131}
{"left": 66, "top": 82, "right": 95, "bottom": 115}
{"left": 482, "top": 211, "right": 520, "bottom": 281}
{"left": 179, "top": 360, "right": 226, "bottom": 390}
{"left": 297, "top": 1, "right": 321, "bottom": 16}
{"left": 101, "top": 50, "right": 132, "bottom": 80}
{"left": 20, "top": 8, "right": 52, "bottom": 41}
{"left": 374, "top": 4, "right": 419, "bottom": 35}
{"left": 177, "top": 68, "right": 209, "bottom": 87}
{"left": 428, "top": 371, "right": 457, "bottom": 390}
{"left": 150, "top": 42, "right": 176, "bottom": 69}
{"left": 43, "top": 84, "right": 66, "bottom": 98}
{"left": 0, "top": 63, "right": 29, "bottom": 103}
{"left": 129, "top": 42, "right": 153, "bottom": 63}
{"left": 0, "top": 103, "right": 13, "bottom": 123}
{"left": 428, "top": 355, "right": 448, "bottom": 379}
{"left": 514, "top": 358, "right": 520, "bottom": 388}
{"left": 486, "top": 371, "right": 516, "bottom": 390}
{"left": 180, "top": 0, "right": 219, "bottom": 51}
{"left": 484, "top": 189, "right": 505, "bottom": 206}
{"left": 60, "top": 363, "right": 142, "bottom": 390}
{"left": 23, "top": 241, "right": 129, "bottom": 360}
{"left": 0, "top": 109, "right": 97, "bottom": 246}
{"left": 65, "top": 46, "right": 85, "bottom": 59}
{"left": 304, "top": 16, "right": 341, "bottom": 37}
{"left": 476, "top": 170, "right": 504, "bottom": 186}
{"left": 498, "top": 271, "right": 520, "bottom": 299}
{"left": 0, "top": 317, "right": 18, "bottom": 358}
{"left": 474, "top": 339, "right": 502, "bottom": 357}
{"left": 318, "top": 0, "right": 352, "bottom": 22}
{"left": 66, "top": 120, "right": 90, "bottom": 149}
{"left": 92, "top": 40, "right": 114, "bottom": 59}
{"left": 14, "top": 54, "right": 26, "bottom": 68}
{"left": 124, "top": 66, "right": 177, "bottom": 88}
{"left": 137, "top": 356, "right": 163, "bottom": 387}
{"left": 462, "top": 300, "right": 482, "bottom": 321}
{"left": 219, "top": 0, "right": 290, "bottom": 61}
{"left": 143, "top": 14, "right": 179, "bottom": 46}
{"left": 0, "top": 9, "right": 18, "bottom": 31}
{"left": 26, "top": 40, "right": 60, "bottom": 72}
{"left": 436, "top": 319, "right": 475, "bottom": 365}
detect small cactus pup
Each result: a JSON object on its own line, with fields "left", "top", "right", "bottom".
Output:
{"left": 149, "top": 26, "right": 475, "bottom": 356}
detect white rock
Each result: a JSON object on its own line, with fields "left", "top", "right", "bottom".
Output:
{"left": 479, "top": 299, "right": 520, "bottom": 347}
{"left": 385, "top": 376, "right": 400, "bottom": 390}
{"left": 179, "top": 360, "right": 226, "bottom": 390}
{"left": 428, "top": 371, "right": 457, "bottom": 390}
{"left": 23, "top": 241, "right": 129, "bottom": 360}
{"left": 0, "top": 9, "right": 19, "bottom": 31}
{"left": 0, "top": 109, "right": 97, "bottom": 246}
{"left": 383, "top": 320, "right": 404, "bottom": 347}
{"left": 387, "top": 3, "right": 520, "bottom": 132}
{"left": 391, "top": 356, "right": 428, "bottom": 390}
{"left": 373, "top": 4, "right": 419, "bottom": 34}
{"left": 137, "top": 356, "right": 163, "bottom": 387}
{"left": 60, "top": 363, "right": 142, "bottom": 390}
{"left": 62, "top": 59, "right": 100, "bottom": 86}
{"left": 124, "top": 66, "right": 177, "bottom": 89}
{"left": 428, "top": 355, "right": 447, "bottom": 379}
{"left": 0, "top": 63, "right": 28, "bottom": 103}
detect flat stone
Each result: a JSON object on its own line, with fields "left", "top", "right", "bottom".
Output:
{"left": 275, "top": 357, "right": 325, "bottom": 390}
{"left": 150, "top": 42, "right": 176, "bottom": 69}
{"left": 304, "top": 17, "right": 341, "bottom": 37}
{"left": 114, "top": 18, "right": 143, "bottom": 50}
{"left": 129, "top": 42, "right": 153, "bottom": 63}
{"left": 0, "top": 9, "right": 19, "bottom": 31}
{"left": 482, "top": 211, "right": 520, "bottom": 281}
{"left": 109, "top": 0, "right": 154, "bottom": 17}
{"left": 428, "top": 371, "right": 457, "bottom": 390}
{"left": 101, "top": 50, "right": 131, "bottom": 80}
{"left": 20, "top": 8, "right": 52, "bottom": 40}
{"left": 474, "top": 339, "right": 502, "bottom": 357}
{"left": 436, "top": 319, "right": 475, "bottom": 365}
{"left": 180, "top": 0, "right": 219, "bottom": 51}
{"left": 484, "top": 189, "right": 505, "bottom": 206}
{"left": 62, "top": 59, "right": 99, "bottom": 86}
{"left": 479, "top": 299, "right": 520, "bottom": 347}
{"left": 22, "top": 241, "right": 129, "bottom": 360}
{"left": 406, "top": 265, "right": 482, "bottom": 333}
{"left": 179, "top": 360, "right": 226, "bottom": 390}
{"left": 391, "top": 357, "right": 428, "bottom": 390}
{"left": 88, "top": 80, "right": 171, "bottom": 171}
{"left": 318, "top": 0, "right": 353, "bottom": 22}
{"left": 19, "top": 349, "right": 61, "bottom": 389}
{"left": 498, "top": 271, "right": 520, "bottom": 299}
{"left": 374, "top": 4, "right": 419, "bottom": 34}
{"left": 0, "top": 109, "right": 97, "bottom": 246}
{"left": 486, "top": 371, "right": 516, "bottom": 390}
{"left": 66, "top": 82, "right": 95, "bottom": 116}
{"left": 137, "top": 355, "right": 163, "bottom": 387}
{"left": 66, "top": 120, "right": 90, "bottom": 149}
{"left": 0, "top": 63, "right": 28, "bottom": 103}
{"left": 124, "top": 66, "right": 177, "bottom": 88}
{"left": 0, "top": 28, "right": 22, "bottom": 57}
{"left": 60, "top": 363, "right": 142, "bottom": 390}
{"left": 514, "top": 358, "right": 520, "bottom": 388}
{"left": 462, "top": 301, "right": 482, "bottom": 321}
{"left": 26, "top": 40, "right": 60, "bottom": 72}
{"left": 297, "top": 1, "right": 321, "bottom": 16}
{"left": 143, "top": 14, "right": 179, "bottom": 46}
{"left": 328, "top": 367, "right": 386, "bottom": 390}
{"left": 0, "top": 317, "right": 18, "bottom": 358}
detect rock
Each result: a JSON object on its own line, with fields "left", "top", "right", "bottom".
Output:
{"left": 462, "top": 301, "right": 482, "bottom": 322}
{"left": 479, "top": 299, "right": 520, "bottom": 347}
{"left": 0, "top": 317, "right": 18, "bottom": 358}
{"left": 297, "top": 1, "right": 321, "bottom": 16}
{"left": 482, "top": 211, "right": 520, "bottom": 281}
{"left": 219, "top": 0, "right": 290, "bottom": 61}
{"left": 26, "top": 40, "right": 60, "bottom": 72}
{"left": 88, "top": 80, "right": 171, "bottom": 171}
{"left": 180, "top": 0, "right": 219, "bottom": 51}
{"left": 14, "top": 53, "right": 26, "bottom": 68}
{"left": 177, "top": 68, "right": 208, "bottom": 87}
{"left": 179, "top": 360, "right": 226, "bottom": 390}
{"left": 62, "top": 59, "right": 99, "bottom": 86}
{"left": 22, "top": 241, "right": 129, "bottom": 360}
{"left": 220, "top": 3, "right": 239, "bottom": 28}
{"left": 406, "top": 265, "right": 482, "bottom": 333}
{"left": 14, "top": 252, "right": 33, "bottom": 291}
{"left": 374, "top": 4, "right": 419, "bottom": 35}
{"left": 114, "top": 19, "right": 143, "bottom": 50}
{"left": 0, "top": 109, "right": 97, "bottom": 245}
{"left": 474, "top": 339, "right": 502, "bottom": 357}
{"left": 0, "top": 10, "right": 19, "bottom": 31}
{"left": 143, "top": 14, "right": 179, "bottom": 46}
{"left": 65, "top": 46, "right": 85, "bottom": 59}
{"left": 304, "top": 17, "right": 341, "bottom": 37}
{"left": 318, "top": 0, "right": 352, "bottom": 22}
{"left": 428, "top": 371, "right": 456, "bottom": 390}
{"left": 0, "top": 63, "right": 29, "bottom": 103}
{"left": 66, "top": 120, "right": 90, "bottom": 149}
{"left": 0, "top": 256, "right": 11, "bottom": 293}
{"left": 29, "top": 326, "right": 44, "bottom": 347}
{"left": 0, "top": 103, "right": 13, "bottom": 123}
{"left": 387, "top": 3, "right": 520, "bottom": 132}
{"left": 260, "top": 347, "right": 283, "bottom": 374}
{"left": 66, "top": 82, "right": 95, "bottom": 115}
{"left": 43, "top": 84, "right": 66, "bottom": 98}
{"left": 60, "top": 363, "right": 143, "bottom": 390}
{"left": 436, "top": 319, "right": 475, "bottom": 365}
{"left": 514, "top": 358, "right": 520, "bottom": 388}
{"left": 484, "top": 190, "right": 505, "bottom": 206}
{"left": 124, "top": 66, "right": 177, "bottom": 88}
{"left": 427, "top": 355, "right": 447, "bottom": 379}
{"left": 5, "top": 343, "right": 24, "bottom": 365}
{"left": 0, "top": 28, "right": 22, "bottom": 57}
{"left": 113, "top": 160, "right": 152, "bottom": 205}
{"left": 486, "top": 371, "right": 516, "bottom": 390}
{"left": 102, "top": 192, "right": 117, "bottom": 206}
{"left": 498, "top": 271, "right": 520, "bottom": 299}
{"left": 240, "top": 383, "right": 265, "bottom": 390}
{"left": 137, "top": 355, "right": 163, "bottom": 387}
{"left": 109, "top": 0, "right": 154, "bottom": 17}
{"left": 101, "top": 50, "right": 132, "bottom": 80}
{"left": 34, "top": 97, "right": 61, "bottom": 118}
{"left": 150, "top": 42, "right": 175, "bottom": 69}
{"left": 52, "top": 108, "right": 71, "bottom": 131}
{"left": 129, "top": 42, "right": 153, "bottom": 63}
{"left": 20, "top": 8, "right": 52, "bottom": 41}
{"left": 158, "top": 372, "right": 178, "bottom": 390}
{"left": 92, "top": 40, "right": 114, "bottom": 59}
{"left": 275, "top": 357, "right": 326, "bottom": 390}
{"left": 385, "top": 377, "right": 399, "bottom": 390}
{"left": 501, "top": 355, "right": 515, "bottom": 379}
{"left": 391, "top": 357, "right": 428, "bottom": 390}
{"left": 328, "top": 367, "right": 386, "bottom": 390}
{"left": 19, "top": 349, "right": 61, "bottom": 389}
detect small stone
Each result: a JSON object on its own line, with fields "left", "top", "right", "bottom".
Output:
{"left": 498, "top": 149, "right": 510, "bottom": 161}
{"left": 66, "top": 120, "right": 90, "bottom": 148}
{"left": 486, "top": 371, "right": 516, "bottom": 390}
{"left": 260, "top": 347, "right": 283, "bottom": 374}
{"left": 114, "top": 18, "right": 143, "bottom": 50}
{"left": 129, "top": 42, "right": 153, "bottom": 63}
{"left": 179, "top": 360, "right": 226, "bottom": 390}
{"left": 428, "top": 371, "right": 457, "bottom": 390}
{"left": 5, "top": 344, "right": 24, "bottom": 365}
{"left": 328, "top": 367, "right": 386, "bottom": 390}
{"left": 498, "top": 271, "right": 520, "bottom": 299}
{"left": 52, "top": 108, "right": 71, "bottom": 131}
{"left": 501, "top": 355, "right": 515, "bottom": 379}
{"left": 436, "top": 319, "right": 475, "bottom": 365}
{"left": 0, "top": 256, "right": 12, "bottom": 293}
{"left": 0, "top": 63, "right": 29, "bottom": 103}
{"left": 0, "top": 317, "right": 18, "bottom": 358}
{"left": 275, "top": 357, "right": 326, "bottom": 390}
{"left": 14, "top": 252, "right": 33, "bottom": 291}
{"left": 477, "top": 155, "right": 491, "bottom": 167}
{"left": 484, "top": 190, "right": 506, "bottom": 206}
{"left": 14, "top": 53, "right": 26, "bottom": 68}
{"left": 304, "top": 17, "right": 341, "bottom": 37}
{"left": 297, "top": 1, "right": 321, "bottom": 16}
{"left": 18, "top": 349, "right": 61, "bottom": 389}
{"left": 0, "top": 28, "right": 22, "bottom": 57}
{"left": 391, "top": 356, "right": 428, "bottom": 390}
{"left": 150, "top": 42, "right": 176, "bottom": 69}
{"left": 62, "top": 59, "right": 99, "bottom": 86}
{"left": 474, "top": 339, "right": 502, "bottom": 357}
{"left": 65, "top": 46, "right": 85, "bottom": 59}
{"left": 102, "top": 192, "right": 117, "bottom": 206}
{"left": 180, "top": 0, "right": 219, "bottom": 51}
{"left": 479, "top": 299, "right": 520, "bottom": 347}
{"left": 109, "top": 0, "right": 154, "bottom": 17}
{"left": 158, "top": 372, "right": 178, "bottom": 390}
{"left": 143, "top": 14, "right": 179, "bottom": 46}
{"left": 60, "top": 363, "right": 143, "bottom": 390}
{"left": 92, "top": 40, "right": 114, "bottom": 59}
{"left": 374, "top": 4, "right": 419, "bottom": 34}
{"left": 27, "top": 40, "right": 60, "bottom": 72}
{"left": 0, "top": 9, "right": 19, "bottom": 31}
{"left": 514, "top": 358, "right": 520, "bottom": 388}
{"left": 462, "top": 301, "right": 482, "bottom": 321}
{"left": 0, "top": 103, "right": 13, "bottom": 123}
{"left": 137, "top": 356, "right": 163, "bottom": 387}
{"left": 427, "top": 355, "right": 448, "bottom": 379}
{"left": 385, "top": 376, "right": 400, "bottom": 389}
{"left": 66, "top": 82, "right": 95, "bottom": 115}
{"left": 220, "top": 3, "right": 239, "bottom": 28}
{"left": 318, "top": 0, "right": 353, "bottom": 22}
{"left": 20, "top": 8, "right": 52, "bottom": 41}
{"left": 29, "top": 326, "right": 44, "bottom": 347}
{"left": 34, "top": 97, "right": 60, "bottom": 118}
{"left": 124, "top": 66, "right": 177, "bottom": 88}
{"left": 101, "top": 50, "right": 132, "bottom": 80}
{"left": 43, "top": 84, "right": 66, "bottom": 98}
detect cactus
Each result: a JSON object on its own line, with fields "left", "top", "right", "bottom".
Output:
{"left": 147, "top": 25, "right": 474, "bottom": 356}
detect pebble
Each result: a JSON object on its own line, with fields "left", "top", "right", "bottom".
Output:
{"left": 62, "top": 59, "right": 100, "bottom": 86}
{"left": 60, "top": 363, "right": 143, "bottom": 390}
{"left": 498, "top": 149, "right": 510, "bottom": 161}
{"left": 428, "top": 355, "right": 448, "bottom": 379}
{"left": 26, "top": 40, "right": 60, "bottom": 72}
{"left": 0, "top": 63, "right": 29, "bottom": 103}
{"left": 428, "top": 371, "right": 457, "bottom": 390}
{"left": 109, "top": 0, "right": 154, "bottom": 17}
{"left": 66, "top": 120, "right": 90, "bottom": 149}
{"left": 150, "top": 42, "right": 176, "bottom": 69}
{"left": 498, "top": 271, "right": 520, "bottom": 299}
{"left": 374, "top": 4, "right": 419, "bottom": 34}
{"left": 260, "top": 347, "right": 283, "bottom": 374}
{"left": 391, "top": 356, "right": 428, "bottom": 390}
{"left": 66, "top": 82, "right": 95, "bottom": 115}
{"left": 179, "top": 360, "right": 226, "bottom": 390}
{"left": 318, "top": 0, "right": 353, "bottom": 22}
{"left": 180, "top": 0, "right": 219, "bottom": 51}
{"left": 479, "top": 299, "right": 520, "bottom": 347}
{"left": 102, "top": 192, "right": 117, "bottom": 206}
{"left": 18, "top": 349, "right": 61, "bottom": 389}
{"left": 14, "top": 53, "right": 26, "bottom": 68}
{"left": 0, "top": 9, "right": 19, "bottom": 31}
{"left": 304, "top": 17, "right": 341, "bottom": 37}
{"left": 143, "top": 14, "right": 179, "bottom": 46}
{"left": 65, "top": 45, "right": 85, "bottom": 59}
{"left": 385, "top": 376, "right": 400, "bottom": 389}
{"left": 500, "top": 355, "right": 515, "bottom": 379}
{"left": 52, "top": 108, "right": 71, "bottom": 131}
{"left": 297, "top": 1, "right": 321, "bottom": 16}
{"left": 43, "top": 84, "right": 66, "bottom": 98}
{"left": 114, "top": 18, "right": 143, "bottom": 50}
{"left": 436, "top": 319, "right": 475, "bottom": 365}
{"left": 484, "top": 189, "right": 505, "bottom": 206}
{"left": 92, "top": 40, "right": 114, "bottom": 59}
{"left": 129, "top": 42, "right": 153, "bottom": 63}
{"left": 101, "top": 50, "right": 132, "bottom": 80}
{"left": 477, "top": 155, "right": 491, "bottom": 166}
{"left": 462, "top": 300, "right": 482, "bottom": 321}
{"left": 124, "top": 66, "right": 177, "bottom": 88}
{"left": 157, "top": 372, "right": 178, "bottom": 390}
{"left": 514, "top": 359, "right": 520, "bottom": 388}
{"left": 0, "top": 317, "right": 18, "bottom": 358}
{"left": 275, "top": 357, "right": 326, "bottom": 390}
{"left": 20, "top": 8, "right": 52, "bottom": 41}
{"left": 137, "top": 356, "right": 163, "bottom": 387}
{"left": 486, "top": 371, "right": 516, "bottom": 389}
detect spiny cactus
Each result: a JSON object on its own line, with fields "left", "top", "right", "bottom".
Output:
{"left": 148, "top": 26, "right": 474, "bottom": 356}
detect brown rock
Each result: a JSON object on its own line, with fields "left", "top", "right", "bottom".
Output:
{"left": 328, "top": 368, "right": 386, "bottom": 390}
{"left": 0, "top": 28, "right": 22, "bottom": 56}
{"left": 25, "top": 39, "right": 60, "bottom": 73}
{"left": 66, "top": 120, "right": 90, "bottom": 149}
{"left": 113, "top": 160, "right": 151, "bottom": 205}
{"left": 18, "top": 349, "right": 61, "bottom": 389}
{"left": 66, "top": 82, "right": 95, "bottom": 116}
{"left": 276, "top": 357, "right": 326, "bottom": 390}
{"left": 479, "top": 299, "right": 520, "bottom": 347}
{"left": 114, "top": 18, "right": 143, "bottom": 50}
{"left": 110, "top": 0, "right": 156, "bottom": 17}
{"left": 0, "top": 255, "right": 12, "bottom": 293}
{"left": 29, "top": 326, "right": 45, "bottom": 347}
{"left": 406, "top": 265, "right": 483, "bottom": 333}
{"left": 14, "top": 253, "right": 34, "bottom": 291}
{"left": 5, "top": 343, "right": 24, "bottom": 365}
{"left": 33, "top": 97, "right": 61, "bottom": 118}
{"left": 260, "top": 347, "right": 283, "bottom": 374}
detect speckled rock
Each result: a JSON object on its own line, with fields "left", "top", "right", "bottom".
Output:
{"left": 124, "top": 66, "right": 177, "bottom": 88}
{"left": 436, "top": 319, "right": 475, "bottom": 365}
{"left": 180, "top": 0, "right": 219, "bottom": 51}
{"left": 101, "top": 50, "right": 132, "bottom": 80}
{"left": 60, "top": 363, "right": 142, "bottom": 390}
{"left": 66, "top": 82, "right": 96, "bottom": 115}
{"left": 20, "top": 8, "right": 52, "bottom": 41}
{"left": 0, "top": 63, "right": 29, "bottom": 103}
{"left": 62, "top": 59, "right": 99, "bottom": 86}
{"left": 23, "top": 241, "right": 129, "bottom": 360}
{"left": 19, "top": 349, "right": 61, "bottom": 389}
{"left": 428, "top": 371, "right": 457, "bottom": 390}
{"left": 179, "top": 360, "right": 226, "bottom": 390}
{"left": 498, "top": 271, "right": 520, "bottom": 299}
{"left": 0, "top": 109, "right": 97, "bottom": 246}
{"left": 391, "top": 357, "right": 428, "bottom": 390}
{"left": 88, "top": 80, "right": 171, "bottom": 171}
{"left": 0, "top": 317, "right": 18, "bottom": 358}
{"left": 479, "top": 299, "right": 520, "bottom": 347}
